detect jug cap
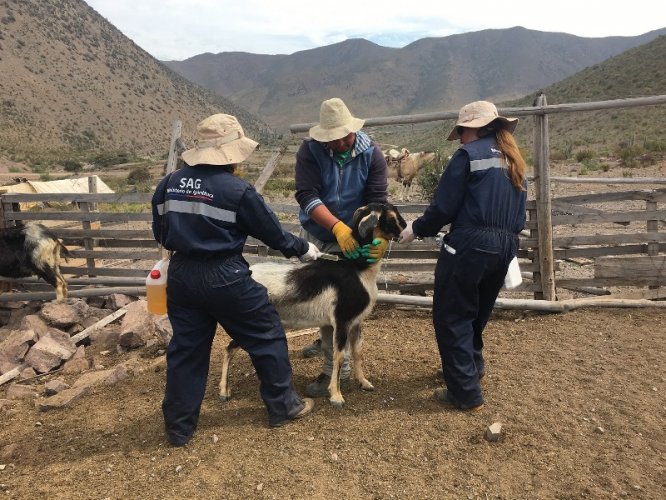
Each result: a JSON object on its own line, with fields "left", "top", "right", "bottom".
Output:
{"left": 150, "top": 270, "right": 162, "bottom": 279}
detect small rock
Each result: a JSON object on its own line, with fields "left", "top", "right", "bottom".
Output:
{"left": 44, "top": 377, "right": 70, "bottom": 396}
{"left": 175, "top": 465, "right": 183, "bottom": 473}
{"left": 331, "top": 453, "right": 338, "bottom": 461}
{"left": 212, "top": 434, "right": 219, "bottom": 444}
{"left": 256, "top": 483, "right": 264, "bottom": 492}
{"left": 485, "top": 422, "right": 502, "bottom": 442}
{"left": 594, "top": 426, "right": 605, "bottom": 434}
{"left": 1, "top": 444, "right": 18, "bottom": 461}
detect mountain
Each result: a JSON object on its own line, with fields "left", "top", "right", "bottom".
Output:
{"left": 163, "top": 27, "right": 666, "bottom": 130}
{"left": 403, "top": 35, "right": 666, "bottom": 157}
{"left": 0, "top": 0, "right": 271, "bottom": 162}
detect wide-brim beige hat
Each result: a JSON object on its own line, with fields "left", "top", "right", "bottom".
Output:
{"left": 309, "top": 98, "right": 365, "bottom": 142}
{"left": 447, "top": 100, "right": 518, "bottom": 141}
{"left": 182, "top": 113, "right": 258, "bottom": 166}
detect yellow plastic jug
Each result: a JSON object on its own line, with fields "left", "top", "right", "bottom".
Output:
{"left": 146, "top": 258, "right": 169, "bottom": 315}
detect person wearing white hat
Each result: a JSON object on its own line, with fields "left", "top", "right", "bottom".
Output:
{"left": 294, "top": 97, "right": 389, "bottom": 397}
{"left": 398, "top": 101, "right": 527, "bottom": 412}
{"left": 152, "top": 113, "right": 320, "bottom": 443}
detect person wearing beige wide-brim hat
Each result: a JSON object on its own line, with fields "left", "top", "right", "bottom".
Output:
{"left": 446, "top": 100, "right": 518, "bottom": 141}
{"left": 152, "top": 113, "right": 321, "bottom": 442}
{"left": 294, "top": 97, "right": 389, "bottom": 396}
{"left": 398, "top": 100, "right": 527, "bottom": 413}
{"left": 181, "top": 113, "right": 259, "bottom": 166}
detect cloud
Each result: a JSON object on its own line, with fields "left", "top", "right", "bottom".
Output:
{"left": 85, "top": 0, "right": 666, "bottom": 60}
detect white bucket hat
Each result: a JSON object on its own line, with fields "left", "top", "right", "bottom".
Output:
{"left": 309, "top": 98, "right": 365, "bottom": 142}
{"left": 447, "top": 101, "right": 518, "bottom": 141}
{"left": 182, "top": 114, "right": 258, "bottom": 166}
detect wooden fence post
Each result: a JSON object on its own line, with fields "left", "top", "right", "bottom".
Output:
{"left": 254, "top": 145, "right": 288, "bottom": 195}
{"left": 165, "top": 120, "right": 183, "bottom": 175}
{"left": 81, "top": 176, "right": 98, "bottom": 275}
{"left": 646, "top": 198, "right": 659, "bottom": 290}
{"left": 533, "top": 94, "right": 556, "bottom": 300}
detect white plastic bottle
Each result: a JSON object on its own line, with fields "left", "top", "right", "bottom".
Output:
{"left": 503, "top": 256, "right": 522, "bottom": 289}
{"left": 146, "top": 258, "right": 169, "bottom": 315}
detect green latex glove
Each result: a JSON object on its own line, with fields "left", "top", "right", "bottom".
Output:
{"left": 363, "top": 237, "right": 389, "bottom": 263}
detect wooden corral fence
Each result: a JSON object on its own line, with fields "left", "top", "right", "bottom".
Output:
{"left": 1, "top": 94, "right": 666, "bottom": 308}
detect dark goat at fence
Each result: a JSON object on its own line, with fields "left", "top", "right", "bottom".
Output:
{"left": 0, "top": 223, "right": 72, "bottom": 300}
{"left": 218, "top": 203, "right": 407, "bottom": 408}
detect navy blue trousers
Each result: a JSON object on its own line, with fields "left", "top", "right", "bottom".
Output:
{"left": 433, "top": 229, "right": 516, "bottom": 409}
{"left": 162, "top": 254, "right": 304, "bottom": 440}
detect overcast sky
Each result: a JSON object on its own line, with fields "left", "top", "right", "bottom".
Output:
{"left": 85, "top": 0, "right": 665, "bottom": 61}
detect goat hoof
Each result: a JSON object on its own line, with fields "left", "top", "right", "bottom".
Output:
{"left": 361, "top": 383, "right": 375, "bottom": 392}
{"left": 219, "top": 394, "right": 231, "bottom": 403}
{"left": 329, "top": 399, "right": 345, "bottom": 409}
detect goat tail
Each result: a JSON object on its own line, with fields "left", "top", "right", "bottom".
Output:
{"left": 57, "top": 240, "right": 74, "bottom": 262}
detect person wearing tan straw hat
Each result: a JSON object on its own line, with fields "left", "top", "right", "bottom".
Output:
{"left": 399, "top": 100, "right": 527, "bottom": 412}
{"left": 151, "top": 113, "right": 321, "bottom": 443}
{"left": 294, "top": 97, "right": 389, "bottom": 397}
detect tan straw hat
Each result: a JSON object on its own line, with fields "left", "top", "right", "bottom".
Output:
{"left": 182, "top": 114, "right": 258, "bottom": 166}
{"left": 309, "top": 98, "right": 365, "bottom": 142}
{"left": 447, "top": 101, "right": 518, "bottom": 141}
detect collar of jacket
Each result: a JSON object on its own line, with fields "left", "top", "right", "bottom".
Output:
{"left": 326, "top": 130, "right": 372, "bottom": 159}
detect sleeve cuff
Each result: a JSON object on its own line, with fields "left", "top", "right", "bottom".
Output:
{"left": 303, "top": 198, "right": 323, "bottom": 215}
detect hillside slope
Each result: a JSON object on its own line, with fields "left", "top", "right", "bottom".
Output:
{"left": 0, "top": 0, "right": 271, "bottom": 161}
{"left": 378, "top": 35, "right": 666, "bottom": 160}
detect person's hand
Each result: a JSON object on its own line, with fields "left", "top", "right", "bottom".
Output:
{"left": 398, "top": 221, "right": 416, "bottom": 244}
{"left": 299, "top": 242, "right": 323, "bottom": 262}
{"left": 364, "top": 237, "right": 389, "bottom": 263}
{"left": 331, "top": 221, "right": 360, "bottom": 258}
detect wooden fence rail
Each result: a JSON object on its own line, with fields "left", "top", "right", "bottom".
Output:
{"left": 1, "top": 94, "right": 665, "bottom": 303}
{"left": 1, "top": 188, "right": 663, "bottom": 299}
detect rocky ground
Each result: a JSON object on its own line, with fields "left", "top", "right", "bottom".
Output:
{"left": 0, "top": 299, "right": 664, "bottom": 499}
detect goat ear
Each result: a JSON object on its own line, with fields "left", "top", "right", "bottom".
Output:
{"left": 358, "top": 213, "right": 379, "bottom": 238}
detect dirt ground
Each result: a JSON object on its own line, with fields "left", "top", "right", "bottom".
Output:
{"left": 0, "top": 304, "right": 664, "bottom": 499}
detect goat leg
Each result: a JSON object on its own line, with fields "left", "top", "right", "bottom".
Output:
{"left": 218, "top": 339, "right": 241, "bottom": 402}
{"left": 349, "top": 326, "right": 374, "bottom": 391}
{"left": 328, "top": 347, "right": 346, "bottom": 408}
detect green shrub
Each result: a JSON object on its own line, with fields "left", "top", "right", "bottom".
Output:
{"left": 415, "top": 156, "right": 446, "bottom": 201}
{"left": 644, "top": 139, "right": 666, "bottom": 152}
{"left": 127, "top": 166, "right": 151, "bottom": 184}
{"left": 61, "top": 160, "right": 82, "bottom": 172}
{"left": 575, "top": 149, "right": 595, "bottom": 163}
{"left": 265, "top": 178, "right": 295, "bottom": 197}
{"left": 616, "top": 144, "right": 644, "bottom": 167}
{"left": 92, "top": 151, "right": 135, "bottom": 168}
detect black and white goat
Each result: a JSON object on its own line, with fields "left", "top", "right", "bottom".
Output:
{"left": 0, "top": 223, "right": 72, "bottom": 300}
{"left": 219, "top": 203, "right": 406, "bottom": 408}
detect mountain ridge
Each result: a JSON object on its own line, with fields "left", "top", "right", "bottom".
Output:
{"left": 164, "top": 26, "right": 666, "bottom": 129}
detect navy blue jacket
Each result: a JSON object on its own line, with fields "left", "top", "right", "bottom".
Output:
{"left": 413, "top": 136, "right": 526, "bottom": 239}
{"left": 152, "top": 165, "right": 308, "bottom": 259}
{"left": 294, "top": 131, "right": 388, "bottom": 242}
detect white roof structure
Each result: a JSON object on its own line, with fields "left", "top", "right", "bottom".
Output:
{"left": 1, "top": 175, "right": 114, "bottom": 194}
